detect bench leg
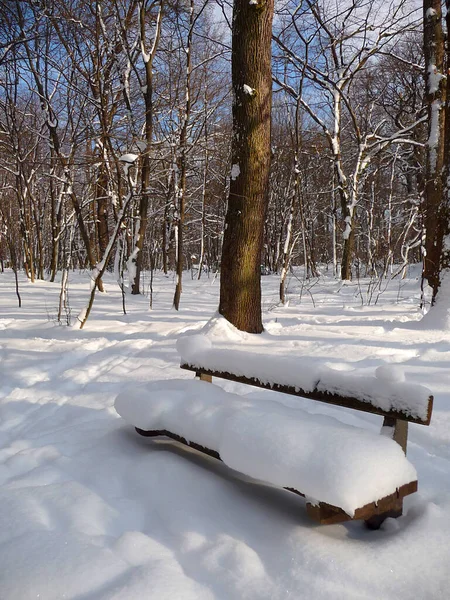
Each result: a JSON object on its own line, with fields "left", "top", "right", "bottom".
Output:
{"left": 364, "top": 499, "right": 403, "bottom": 530}
{"left": 365, "top": 417, "right": 408, "bottom": 529}
{"left": 381, "top": 417, "right": 408, "bottom": 453}
{"left": 196, "top": 371, "right": 212, "bottom": 383}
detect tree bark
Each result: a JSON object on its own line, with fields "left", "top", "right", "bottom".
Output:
{"left": 341, "top": 227, "right": 355, "bottom": 281}
{"left": 198, "top": 87, "right": 209, "bottom": 280}
{"left": 132, "top": 1, "right": 162, "bottom": 294}
{"left": 219, "top": 0, "right": 274, "bottom": 333}
{"left": 173, "top": 0, "right": 194, "bottom": 310}
{"left": 440, "top": 1, "right": 450, "bottom": 276}
{"left": 96, "top": 160, "right": 110, "bottom": 261}
{"left": 422, "top": 0, "right": 446, "bottom": 299}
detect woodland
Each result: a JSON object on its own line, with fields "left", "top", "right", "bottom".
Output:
{"left": 1, "top": 3, "right": 450, "bottom": 598}
{"left": 2, "top": 0, "right": 448, "bottom": 330}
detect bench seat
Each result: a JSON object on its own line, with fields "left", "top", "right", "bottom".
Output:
{"left": 115, "top": 379, "right": 418, "bottom": 524}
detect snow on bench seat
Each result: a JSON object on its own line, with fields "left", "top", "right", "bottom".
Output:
{"left": 176, "top": 334, "right": 433, "bottom": 424}
{"left": 115, "top": 379, "right": 417, "bottom": 518}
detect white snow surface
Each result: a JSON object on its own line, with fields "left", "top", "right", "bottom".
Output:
{"left": 176, "top": 321, "right": 432, "bottom": 421}
{"left": 0, "top": 268, "right": 449, "bottom": 599}
{"left": 115, "top": 378, "right": 417, "bottom": 516}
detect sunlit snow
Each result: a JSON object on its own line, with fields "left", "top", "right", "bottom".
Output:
{"left": 0, "top": 268, "right": 449, "bottom": 599}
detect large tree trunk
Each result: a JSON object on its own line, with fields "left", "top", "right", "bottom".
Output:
{"left": 425, "top": 0, "right": 450, "bottom": 326}
{"left": 422, "top": 0, "right": 446, "bottom": 299}
{"left": 441, "top": 1, "right": 450, "bottom": 275}
{"left": 219, "top": 0, "right": 274, "bottom": 334}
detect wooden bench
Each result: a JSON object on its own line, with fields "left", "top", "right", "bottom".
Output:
{"left": 116, "top": 336, "right": 433, "bottom": 529}
{"left": 130, "top": 356, "right": 433, "bottom": 530}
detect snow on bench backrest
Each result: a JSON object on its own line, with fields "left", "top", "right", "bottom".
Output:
{"left": 176, "top": 333, "right": 433, "bottom": 424}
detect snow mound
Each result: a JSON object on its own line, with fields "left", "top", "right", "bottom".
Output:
{"left": 115, "top": 379, "right": 417, "bottom": 517}
{"left": 375, "top": 364, "right": 405, "bottom": 383}
{"left": 176, "top": 335, "right": 212, "bottom": 365}
{"left": 200, "top": 314, "right": 250, "bottom": 343}
{"left": 420, "top": 274, "right": 450, "bottom": 330}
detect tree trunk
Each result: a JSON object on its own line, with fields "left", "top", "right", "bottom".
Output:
{"left": 173, "top": 0, "right": 194, "bottom": 310}
{"left": 132, "top": 1, "right": 162, "bottom": 294}
{"left": 219, "top": 0, "right": 274, "bottom": 333}
{"left": 279, "top": 195, "right": 294, "bottom": 304}
{"left": 425, "top": 0, "right": 450, "bottom": 324}
{"left": 341, "top": 226, "right": 355, "bottom": 281}
{"left": 131, "top": 82, "right": 152, "bottom": 295}
{"left": 198, "top": 88, "right": 209, "bottom": 280}
{"left": 49, "top": 168, "right": 60, "bottom": 282}
{"left": 440, "top": 1, "right": 450, "bottom": 275}
{"left": 96, "top": 162, "right": 110, "bottom": 261}
{"left": 422, "top": 0, "right": 446, "bottom": 299}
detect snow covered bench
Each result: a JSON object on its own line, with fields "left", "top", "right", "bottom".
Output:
{"left": 115, "top": 334, "right": 433, "bottom": 529}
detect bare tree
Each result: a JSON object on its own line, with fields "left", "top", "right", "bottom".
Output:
{"left": 274, "top": 0, "right": 424, "bottom": 280}
{"left": 131, "top": 0, "right": 163, "bottom": 294}
{"left": 172, "top": 0, "right": 195, "bottom": 310}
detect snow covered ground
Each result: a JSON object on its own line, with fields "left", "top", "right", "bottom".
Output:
{"left": 0, "top": 268, "right": 449, "bottom": 599}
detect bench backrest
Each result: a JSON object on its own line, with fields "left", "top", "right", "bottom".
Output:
{"left": 181, "top": 363, "right": 433, "bottom": 426}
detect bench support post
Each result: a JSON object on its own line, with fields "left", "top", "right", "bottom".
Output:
{"left": 364, "top": 502, "right": 403, "bottom": 530}
{"left": 365, "top": 417, "right": 408, "bottom": 529}
{"left": 382, "top": 416, "right": 408, "bottom": 454}
{"left": 196, "top": 371, "right": 212, "bottom": 383}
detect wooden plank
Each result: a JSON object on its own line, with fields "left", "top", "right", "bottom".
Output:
{"left": 181, "top": 363, "right": 433, "bottom": 425}
{"left": 135, "top": 428, "right": 418, "bottom": 524}
{"left": 197, "top": 371, "right": 212, "bottom": 383}
{"left": 135, "top": 428, "right": 221, "bottom": 460}
{"left": 289, "top": 480, "right": 417, "bottom": 525}
{"left": 305, "top": 502, "right": 350, "bottom": 525}
{"left": 382, "top": 416, "right": 408, "bottom": 453}
{"left": 364, "top": 501, "right": 403, "bottom": 530}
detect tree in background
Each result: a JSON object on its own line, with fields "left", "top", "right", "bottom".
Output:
{"left": 420, "top": 0, "right": 450, "bottom": 327}
{"left": 274, "top": 0, "right": 424, "bottom": 281}
{"left": 422, "top": 0, "right": 446, "bottom": 301}
{"left": 1, "top": 0, "right": 441, "bottom": 325}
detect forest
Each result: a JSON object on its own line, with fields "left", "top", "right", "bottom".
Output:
{"left": 1, "top": 0, "right": 442, "bottom": 317}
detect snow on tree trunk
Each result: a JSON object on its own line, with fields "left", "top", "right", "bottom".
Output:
{"left": 422, "top": 0, "right": 446, "bottom": 300}
{"left": 421, "top": 0, "right": 450, "bottom": 328}
{"left": 219, "top": 0, "right": 274, "bottom": 334}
